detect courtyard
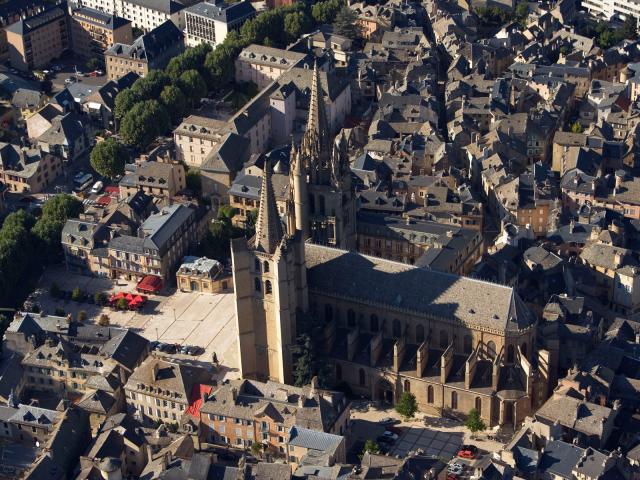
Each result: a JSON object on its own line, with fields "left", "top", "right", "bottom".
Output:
{"left": 32, "top": 266, "right": 241, "bottom": 381}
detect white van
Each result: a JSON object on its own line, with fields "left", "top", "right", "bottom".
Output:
{"left": 90, "top": 181, "right": 104, "bottom": 194}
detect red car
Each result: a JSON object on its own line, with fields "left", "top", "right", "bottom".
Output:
{"left": 457, "top": 444, "right": 479, "bottom": 459}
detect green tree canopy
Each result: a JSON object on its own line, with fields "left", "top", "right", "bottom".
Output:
{"left": 570, "top": 121, "right": 584, "bottom": 134}
{"left": 114, "top": 88, "right": 142, "bottom": 121}
{"left": 32, "top": 194, "right": 83, "bottom": 259}
{"left": 119, "top": 100, "right": 170, "bottom": 149}
{"left": 177, "top": 70, "right": 207, "bottom": 107}
{"left": 131, "top": 70, "right": 170, "bottom": 100}
{"left": 285, "top": 11, "right": 312, "bottom": 43}
{"left": 312, "top": 0, "right": 342, "bottom": 25}
{"left": 332, "top": 6, "right": 362, "bottom": 39}
{"left": 160, "top": 85, "right": 188, "bottom": 123}
{"left": 465, "top": 408, "right": 486, "bottom": 433}
{"left": 90, "top": 138, "right": 129, "bottom": 179}
{"left": 362, "top": 440, "right": 380, "bottom": 456}
{"left": 395, "top": 392, "right": 418, "bottom": 419}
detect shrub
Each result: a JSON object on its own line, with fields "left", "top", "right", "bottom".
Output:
{"left": 115, "top": 298, "right": 128, "bottom": 311}
{"left": 465, "top": 408, "right": 486, "bottom": 433}
{"left": 396, "top": 392, "right": 418, "bottom": 419}
{"left": 98, "top": 314, "right": 110, "bottom": 326}
{"left": 71, "top": 287, "right": 84, "bottom": 302}
{"left": 50, "top": 282, "right": 61, "bottom": 299}
{"left": 94, "top": 292, "right": 107, "bottom": 306}
{"left": 77, "top": 310, "right": 88, "bottom": 322}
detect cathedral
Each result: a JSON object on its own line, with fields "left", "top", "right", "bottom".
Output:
{"left": 231, "top": 64, "right": 550, "bottom": 427}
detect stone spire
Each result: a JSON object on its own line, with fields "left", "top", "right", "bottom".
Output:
{"left": 255, "top": 160, "right": 283, "bottom": 254}
{"left": 301, "top": 60, "right": 331, "bottom": 183}
{"left": 291, "top": 141, "right": 309, "bottom": 238}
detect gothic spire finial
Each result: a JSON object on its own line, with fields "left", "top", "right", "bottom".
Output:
{"left": 254, "top": 159, "right": 284, "bottom": 254}
{"left": 302, "top": 60, "right": 331, "bottom": 168}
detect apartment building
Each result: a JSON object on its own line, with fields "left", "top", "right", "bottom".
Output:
{"left": 176, "top": 256, "right": 232, "bottom": 293}
{"left": 70, "top": 5, "right": 132, "bottom": 60}
{"left": 118, "top": 160, "right": 186, "bottom": 199}
{"left": 5, "top": 6, "right": 69, "bottom": 71}
{"left": 0, "top": 142, "right": 63, "bottom": 193}
{"left": 174, "top": 115, "right": 228, "bottom": 167}
{"left": 184, "top": 1, "right": 256, "bottom": 48}
{"left": 78, "top": 0, "right": 188, "bottom": 31}
{"left": 124, "top": 356, "right": 213, "bottom": 424}
{"left": 62, "top": 219, "right": 111, "bottom": 275}
{"left": 0, "top": 0, "right": 47, "bottom": 59}
{"left": 235, "top": 45, "right": 307, "bottom": 89}
{"left": 107, "top": 203, "right": 197, "bottom": 282}
{"left": 199, "top": 379, "right": 350, "bottom": 455}
{"left": 105, "top": 20, "right": 184, "bottom": 80}
{"left": 582, "top": 0, "right": 640, "bottom": 24}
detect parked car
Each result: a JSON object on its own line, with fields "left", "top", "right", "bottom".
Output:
{"left": 187, "top": 346, "right": 204, "bottom": 356}
{"left": 381, "top": 431, "right": 398, "bottom": 441}
{"left": 154, "top": 342, "right": 166, "bottom": 351}
{"left": 457, "top": 445, "right": 478, "bottom": 459}
{"left": 376, "top": 435, "right": 394, "bottom": 445}
{"left": 90, "top": 181, "right": 104, "bottom": 194}
{"left": 161, "top": 344, "right": 178, "bottom": 354}
{"left": 447, "top": 463, "right": 464, "bottom": 476}
{"left": 52, "top": 65, "right": 62, "bottom": 71}
{"left": 64, "top": 76, "right": 77, "bottom": 84}
{"left": 378, "top": 417, "right": 400, "bottom": 426}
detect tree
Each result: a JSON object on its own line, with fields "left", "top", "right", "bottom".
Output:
{"left": 312, "top": 0, "right": 342, "bottom": 25}
{"left": 332, "top": 6, "right": 362, "bottom": 39}
{"left": 86, "top": 57, "right": 102, "bottom": 71}
{"left": 90, "top": 138, "right": 129, "bottom": 179}
{"left": 114, "top": 88, "right": 142, "bottom": 121}
{"left": 160, "top": 85, "right": 187, "bottom": 123}
{"left": 120, "top": 100, "right": 170, "bottom": 149}
{"left": 291, "top": 331, "right": 331, "bottom": 387}
{"left": 94, "top": 292, "right": 107, "bottom": 306}
{"left": 132, "top": 70, "right": 170, "bottom": 100}
{"left": 186, "top": 169, "right": 202, "bottom": 194}
{"left": 77, "top": 310, "right": 88, "bottom": 322}
{"left": 395, "top": 392, "right": 418, "bottom": 419}
{"left": 465, "top": 408, "right": 486, "bottom": 433}
{"left": 570, "top": 121, "right": 584, "bottom": 134}
{"left": 98, "top": 314, "right": 110, "bottom": 326}
{"left": 177, "top": 70, "right": 207, "bottom": 107}
{"left": 361, "top": 440, "right": 380, "bottom": 456}
{"left": 71, "top": 287, "right": 84, "bottom": 302}
{"left": 115, "top": 298, "right": 128, "bottom": 310}
{"left": 251, "top": 442, "right": 262, "bottom": 457}
{"left": 32, "top": 194, "right": 82, "bottom": 260}
{"left": 284, "top": 11, "right": 311, "bottom": 43}
{"left": 515, "top": 2, "right": 529, "bottom": 27}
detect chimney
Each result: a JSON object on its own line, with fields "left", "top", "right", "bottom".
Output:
{"left": 231, "top": 387, "right": 238, "bottom": 402}
{"left": 298, "top": 394, "right": 306, "bottom": 407}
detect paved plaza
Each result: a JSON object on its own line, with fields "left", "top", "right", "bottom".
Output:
{"left": 34, "top": 267, "right": 241, "bottom": 381}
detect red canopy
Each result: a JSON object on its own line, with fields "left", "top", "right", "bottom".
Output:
{"left": 97, "top": 195, "right": 111, "bottom": 206}
{"left": 125, "top": 293, "right": 134, "bottom": 301}
{"left": 137, "top": 275, "right": 163, "bottom": 293}
{"left": 109, "top": 292, "right": 126, "bottom": 302}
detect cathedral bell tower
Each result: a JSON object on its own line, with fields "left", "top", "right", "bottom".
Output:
{"left": 294, "top": 61, "right": 357, "bottom": 250}
{"left": 231, "top": 160, "right": 308, "bottom": 384}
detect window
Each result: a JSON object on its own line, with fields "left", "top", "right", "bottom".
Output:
{"left": 404, "top": 380, "right": 410, "bottom": 393}
{"left": 486, "top": 341, "right": 496, "bottom": 359}
{"left": 370, "top": 314, "right": 379, "bottom": 332}
{"left": 393, "top": 319, "right": 401, "bottom": 337}
{"left": 263, "top": 260, "right": 269, "bottom": 273}
{"left": 521, "top": 342, "right": 527, "bottom": 358}
{"left": 464, "top": 335, "right": 472, "bottom": 354}
{"left": 416, "top": 325, "right": 425, "bottom": 344}
{"left": 265, "top": 280, "right": 272, "bottom": 295}
{"left": 451, "top": 391, "right": 458, "bottom": 409}
{"left": 254, "top": 277, "right": 261, "bottom": 292}
{"left": 440, "top": 330, "right": 448, "bottom": 349}
{"left": 359, "top": 368, "right": 365, "bottom": 386}
{"left": 347, "top": 309, "right": 356, "bottom": 327}
{"left": 427, "top": 385, "right": 434, "bottom": 403}
{"left": 475, "top": 397, "right": 482, "bottom": 415}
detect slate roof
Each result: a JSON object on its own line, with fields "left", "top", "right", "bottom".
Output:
{"left": 185, "top": 0, "right": 256, "bottom": 23}
{"left": 305, "top": 243, "right": 535, "bottom": 333}
{"left": 287, "top": 425, "right": 342, "bottom": 452}
{"left": 124, "top": 0, "right": 185, "bottom": 14}
{"left": 5, "top": 6, "right": 65, "bottom": 35}
{"left": 105, "top": 20, "right": 184, "bottom": 67}
{"left": 538, "top": 440, "right": 584, "bottom": 478}
{"left": 71, "top": 6, "right": 131, "bottom": 30}
{"left": 535, "top": 396, "right": 613, "bottom": 437}
{"left": 100, "top": 329, "right": 148, "bottom": 371}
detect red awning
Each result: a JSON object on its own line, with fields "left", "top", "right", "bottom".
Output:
{"left": 125, "top": 293, "right": 134, "bottom": 301}
{"left": 105, "top": 186, "right": 119, "bottom": 195}
{"left": 186, "top": 384, "right": 213, "bottom": 418}
{"left": 109, "top": 291, "right": 126, "bottom": 302}
{"left": 97, "top": 195, "right": 111, "bottom": 205}
{"left": 136, "top": 275, "right": 163, "bottom": 293}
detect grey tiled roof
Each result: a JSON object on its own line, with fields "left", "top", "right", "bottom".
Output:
{"left": 287, "top": 425, "right": 342, "bottom": 451}
{"left": 305, "top": 244, "right": 534, "bottom": 333}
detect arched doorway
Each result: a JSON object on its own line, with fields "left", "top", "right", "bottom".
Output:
{"left": 464, "top": 335, "right": 472, "bottom": 354}
{"left": 190, "top": 281, "right": 199, "bottom": 291}
{"left": 393, "top": 319, "right": 401, "bottom": 337}
{"left": 347, "top": 309, "right": 356, "bottom": 327}
{"left": 416, "top": 325, "right": 425, "bottom": 344}
{"left": 370, "top": 314, "right": 379, "bottom": 332}
{"left": 521, "top": 342, "right": 527, "bottom": 359}
{"left": 503, "top": 402, "right": 514, "bottom": 424}
{"left": 377, "top": 378, "right": 394, "bottom": 404}
{"left": 451, "top": 391, "right": 458, "bottom": 410}
{"left": 440, "top": 330, "right": 448, "bottom": 349}
{"left": 427, "top": 385, "right": 434, "bottom": 403}
{"left": 475, "top": 397, "right": 482, "bottom": 415}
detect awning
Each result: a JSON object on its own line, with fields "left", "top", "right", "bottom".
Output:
{"left": 136, "top": 275, "right": 163, "bottom": 293}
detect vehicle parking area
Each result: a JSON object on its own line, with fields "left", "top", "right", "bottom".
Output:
{"left": 390, "top": 425, "right": 464, "bottom": 458}
{"left": 33, "top": 267, "right": 241, "bottom": 381}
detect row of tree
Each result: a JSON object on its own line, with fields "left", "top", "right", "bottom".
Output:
{"left": 0, "top": 195, "right": 82, "bottom": 309}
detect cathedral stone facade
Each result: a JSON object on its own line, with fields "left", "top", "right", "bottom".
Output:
{"left": 231, "top": 63, "right": 549, "bottom": 427}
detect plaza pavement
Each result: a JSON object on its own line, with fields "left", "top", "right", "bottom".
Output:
{"left": 35, "top": 266, "right": 241, "bottom": 381}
